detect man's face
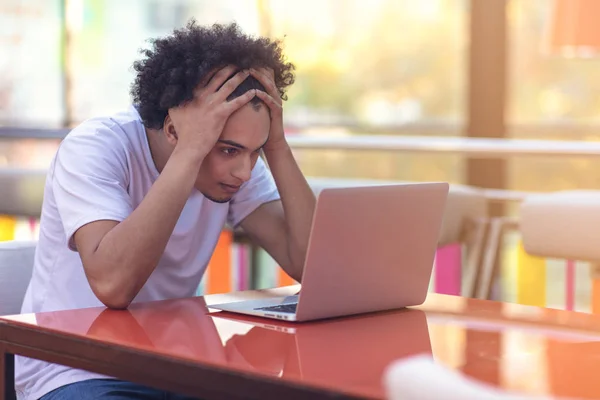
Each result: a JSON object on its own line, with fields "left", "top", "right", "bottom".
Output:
{"left": 194, "top": 103, "right": 270, "bottom": 203}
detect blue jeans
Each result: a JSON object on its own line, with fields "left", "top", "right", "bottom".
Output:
{"left": 40, "top": 379, "right": 201, "bottom": 400}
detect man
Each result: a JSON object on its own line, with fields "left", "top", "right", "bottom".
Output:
{"left": 15, "top": 20, "right": 316, "bottom": 400}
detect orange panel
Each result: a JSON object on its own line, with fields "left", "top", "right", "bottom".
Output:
{"left": 592, "top": 278, "right": 600, "bottom": 314}
{"left": 278, "top": 268, "right": 296, "bottom": 287}
{"left": 549, "top": 0, "right": 600, "bottom": 49}
{"left": 547, "top": 338, "right": 600, "bottom": 399}
{"left": 206, "top": 231, "right": 232, "bottom": 294}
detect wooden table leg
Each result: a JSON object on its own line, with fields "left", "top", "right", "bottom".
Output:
{"left": 1, "top": 344, "right": 16, "bottom": 400}
{"left": 0, "top": 345, "right": 4, "bottom": 400}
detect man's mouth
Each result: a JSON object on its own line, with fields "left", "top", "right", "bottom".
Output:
{"left": 219, "top": 183, "right": 240, "bottom": 194}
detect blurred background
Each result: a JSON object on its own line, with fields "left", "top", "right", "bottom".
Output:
{"left": 6, "top": 1, "right": 600, "bottom": 192}
{"left": 4, "top": 0, "right": 600, "bottom": 311}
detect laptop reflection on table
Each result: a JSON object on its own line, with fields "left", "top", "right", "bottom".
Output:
{"left": 216, "top": 308, "right": 432, "bottom": 397}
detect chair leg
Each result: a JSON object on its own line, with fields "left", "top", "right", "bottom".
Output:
{"left": 476, "top": 217, "right": 520, "bottom": 300}
{"left": 476, "top": 218, "right": 504, "bottom": 300}
{"left": 462, "top": 218, "right": 489, "bottom": 298}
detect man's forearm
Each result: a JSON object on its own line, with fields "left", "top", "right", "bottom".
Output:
{"left": 263, "top": 142, "right": 316, "bottom": 281}
{"left": 91, "top": 147, "right": 204, "bottom": 307}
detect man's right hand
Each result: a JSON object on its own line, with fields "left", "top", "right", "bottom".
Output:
{"left": 167, "top": 65, "right": 257, "bottom": 160}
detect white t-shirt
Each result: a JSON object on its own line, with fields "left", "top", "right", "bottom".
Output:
{"left": 14, "top": 105, "right": 280, "bottom": 400}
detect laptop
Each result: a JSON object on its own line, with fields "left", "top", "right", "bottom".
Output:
{"left": 210, "top": 182, "right": 449, "bottom": 322}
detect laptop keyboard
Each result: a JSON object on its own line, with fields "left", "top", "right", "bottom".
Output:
{"left": 255, "top": 303, "right": 298, "bottom": 314}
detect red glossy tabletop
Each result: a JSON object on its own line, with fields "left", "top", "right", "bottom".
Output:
{"left": 4, "top": 286, "right": 600, "bottom": 399}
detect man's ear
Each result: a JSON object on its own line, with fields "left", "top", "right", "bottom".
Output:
{"left": 163, "top": 113, "right": 179, "bottom": 146}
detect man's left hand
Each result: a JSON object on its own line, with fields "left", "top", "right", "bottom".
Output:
{"left": 250, "top": 67, "right": 287, "bottom": 151}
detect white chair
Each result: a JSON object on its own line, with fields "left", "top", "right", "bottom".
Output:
{"left": 520, "top": 191, "right": 600, "bottom": 263}
{"left": 518, "top": 191, "right": 600, "bottom": 310}
{"left": 0, "top": 240, "right": 35, "bottom": 400}
{"left": 383, "top": 355, "right": 580, "bottom": 400}
{"left": 0, "top": 240, "right": 36, "bottom": 315}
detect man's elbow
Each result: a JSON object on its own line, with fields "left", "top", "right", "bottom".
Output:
{"left": 93, "top": 283, "right": 133, "bottom": 309}
{"left": 82, "top": 255, "right": 137, "bottom": 309}
{"left": 87, "top": 273, "right": 135, "bottom": 310}
{"left": 100, "top": 296, "right": 132, "bottom": 310}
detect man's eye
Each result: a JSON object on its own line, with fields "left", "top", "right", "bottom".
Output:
{"left": 222, "top": 148, "right": 238, "bottom": 156}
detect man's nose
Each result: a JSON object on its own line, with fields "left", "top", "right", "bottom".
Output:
{"left": 232, "top": 157, "right": 252, "bottom": 183}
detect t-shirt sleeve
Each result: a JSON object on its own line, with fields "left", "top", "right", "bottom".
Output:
{"left": 51, "top": 128, "right": 134, "bottom": 251}
{"left": 227, "top": 156, "right": 280, "bottom": 228}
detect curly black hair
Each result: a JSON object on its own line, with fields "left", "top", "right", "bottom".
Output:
{"left": 131, "top": 20, "right": 295, "bottom": 129}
